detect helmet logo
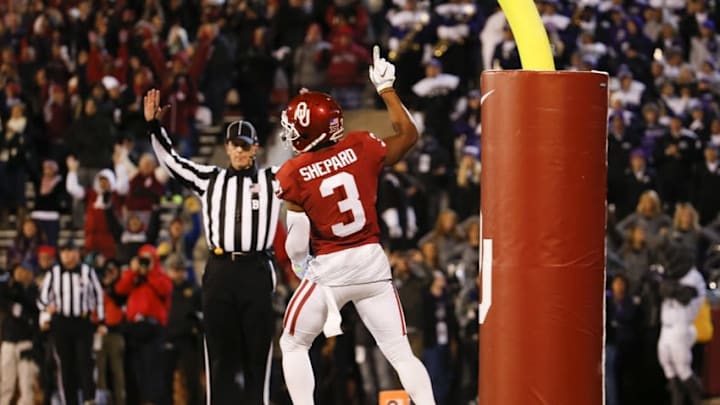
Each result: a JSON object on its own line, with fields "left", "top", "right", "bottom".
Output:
{"left": 294, "top": 101, "right": 310, "bottom": 127}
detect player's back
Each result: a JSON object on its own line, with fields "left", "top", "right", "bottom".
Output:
{"left": 277, "top": 131, "right": 387, "bottom": 257}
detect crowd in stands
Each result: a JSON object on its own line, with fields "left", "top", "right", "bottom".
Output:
{"left": 1, "top": 0, "right": 720, "bottom": 403}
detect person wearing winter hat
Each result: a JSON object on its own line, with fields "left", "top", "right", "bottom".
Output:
{"left": 114, "top": 244, "right": 172, "bottom": 405}
{"left": 65, "top": 151, "right": 129, "bottom": 259}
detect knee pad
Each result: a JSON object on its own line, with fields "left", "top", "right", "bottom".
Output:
{"left": 280, "top": 332, "right": 312, "bottom": 354}
{"left": 377, "top": 335, "right": 414, "bottom": 365}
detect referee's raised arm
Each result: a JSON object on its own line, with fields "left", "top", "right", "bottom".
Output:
{"left": 144, "top": 88, "right": 218, "bottom": 196}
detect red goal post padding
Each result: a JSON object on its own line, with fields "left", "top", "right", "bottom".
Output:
{"left": 479, "top": 71, "right": 608, "bottom": 405}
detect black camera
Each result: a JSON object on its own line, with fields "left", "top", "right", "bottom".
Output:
{"left": 139, "top": 257, "right": 151, "bottom": 268}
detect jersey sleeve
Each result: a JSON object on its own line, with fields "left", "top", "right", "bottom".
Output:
{"left": 275, "top": 161, "right": 303, "bottom": 205}
{"left": 360, "top": 131, "right": 388, "bottom": 170}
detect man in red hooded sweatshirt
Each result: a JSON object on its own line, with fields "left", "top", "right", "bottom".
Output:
{"left": 114, "top": 244, "right": 172, "bottom": 405}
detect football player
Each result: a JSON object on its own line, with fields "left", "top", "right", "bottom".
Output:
{"left": 276, "top": 46, "right": 436, "bottom": 405}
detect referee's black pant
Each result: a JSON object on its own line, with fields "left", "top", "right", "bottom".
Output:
{"left": 202, "top": 252, "right": 276, "bottom": 405}
{"left": 51, "top": 316, "right": 96, "bottom": 405}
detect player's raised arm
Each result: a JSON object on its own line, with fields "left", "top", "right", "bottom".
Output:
{"left": 369, "top": 45, "right": 419, "bottom": 166}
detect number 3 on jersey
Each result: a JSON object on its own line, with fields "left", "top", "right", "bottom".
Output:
{"left": 319, "top": 172, "right": 366, "bottom": 237}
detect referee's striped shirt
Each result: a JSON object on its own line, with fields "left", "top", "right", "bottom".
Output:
{"left": 37, "top": 263, "right": 104, "bottom": 321}
{"left": 149, "top": 120, "right": 283, "bottom": 253}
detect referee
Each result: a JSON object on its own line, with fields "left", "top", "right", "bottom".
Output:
{"left": 37, "top": 240, "right": 105, "bottom": 405}
{"left": 145, "top": 89, "right": 282, "bottom": 404}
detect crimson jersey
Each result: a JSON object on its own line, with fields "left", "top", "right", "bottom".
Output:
{"left": 276, "top": 131, "right": 387, "bottom": 255}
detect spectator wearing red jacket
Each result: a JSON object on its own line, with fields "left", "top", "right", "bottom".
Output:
{"left": 65, "top": 155, "right": 129, "bottom": 259}
{"left": 115, "top": 245, "right": 171, "bottom": 325}
{"left": 115, "top": 244, "right": 172, "bottom": 405}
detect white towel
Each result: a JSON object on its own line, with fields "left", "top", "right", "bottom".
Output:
{"left": 320, "top": 285, "right": 343, "bottom": 337}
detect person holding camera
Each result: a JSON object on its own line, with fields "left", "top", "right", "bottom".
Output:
{"left": 114, "top": 244, "right": 172, "bottom": 405}
{"left": 37, "top": 240, "right": 106, "bottom": 405}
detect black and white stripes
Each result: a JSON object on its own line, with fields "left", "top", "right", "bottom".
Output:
{"left": 38, "top": 264, "right": 104, "bottom": 321}
{"left": 150, "top": 121, "right": 282, "bottom": 253}
{"left": 150, "top": 120, "right": 217, "bottom": 196}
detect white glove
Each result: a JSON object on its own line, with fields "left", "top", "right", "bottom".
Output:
{"left": 369, "top": 45, "right": 396, "bottom": 93}
{"left": 292, "top": 255, "right": 312, "bottom": 279}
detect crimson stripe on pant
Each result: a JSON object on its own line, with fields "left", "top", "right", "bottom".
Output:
{"left": 283, "top": 279, "right": 309, "bottom": 328}
{"left": 289, "top": 283, "right": 317, "bottom": 335}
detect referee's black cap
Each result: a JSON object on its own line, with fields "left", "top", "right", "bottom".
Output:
{"left": 226, "top": 120, "right": 258, "bottom": 145}
{"left": 60, "top": 239, "right": 79, "bottom": 251}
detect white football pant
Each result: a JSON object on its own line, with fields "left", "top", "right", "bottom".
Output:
{"left": 280, "top": 279, "right": 436, "bottom": 405}
{"left": 657, "top": 324, "right": 696, "bottom": 380}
